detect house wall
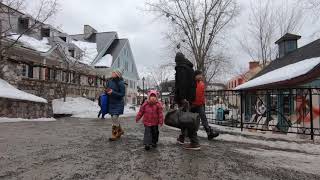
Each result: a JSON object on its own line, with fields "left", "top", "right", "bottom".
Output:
{"left": 0, "top": 98, "right": 53, "bottom": 118}
{"left": 112, "top": 42, "right": 139, "bottom": 105}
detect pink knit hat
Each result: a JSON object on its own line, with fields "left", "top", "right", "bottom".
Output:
{"left": 148, "top": 90, "right": 159, "bottom": 99}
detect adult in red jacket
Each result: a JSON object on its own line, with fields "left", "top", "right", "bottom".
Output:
{"left": 191, "top": 70, "right": 219, "bottom": 140}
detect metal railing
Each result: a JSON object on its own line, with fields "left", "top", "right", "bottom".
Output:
{"left": 205, "top": 88, "right": 320, "bottom": 140}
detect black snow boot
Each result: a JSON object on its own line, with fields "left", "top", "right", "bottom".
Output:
{"left": 145, "top": 145, "right": 151, "bottom": 151}
{"left": 207, "top": 128, "right": 219, "bottom": 140}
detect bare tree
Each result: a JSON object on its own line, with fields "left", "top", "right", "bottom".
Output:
{"left": 149, "top": 63, "right": 174, "bottom": 92}
{"left": 146, "top": 0, "right": 238, "bottom": 84}
{"left": 239, "top": 0, "right": 304, "bottom": 66}
{"left": 0, "top": 0, "right": 59, "bottom": 78}
{"left": 302, "top": 0, "right": 320, "bottom": 15}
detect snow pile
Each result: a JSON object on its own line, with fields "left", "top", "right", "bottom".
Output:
{"left": 236, "top": 57, "right": 320, "bottom": 90}
{"left": 52, "top": 97, "right": 99, "bottom": 115}
{"left": 52, "top": 97, "right": 137, "bottom": 118}
{"left": 72, "top": 40, "right": 98, "bottom": 65}
{"left": 94, "top": 54, "right": 113, "bottom": 67}
{"left": 0, "top": 78, "right": 47, "bottom": 103}
{"left": 8, "top": 34, "right": 51, "bottom": 52}
{"left": 0, "top": 117, "right": 55, "bottom": 123}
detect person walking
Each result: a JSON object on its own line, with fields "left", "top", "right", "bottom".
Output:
{"left": 192, "top": 70, "right": 219, "bottom": 140}
{"left": 98, "top": 88, "right": 109, "bottom": 119}
{"left": 136, "top": 90, "right": 164, "bottom": 151}
{"left": 174, "top": 52, "right": 200, "bottom": 150}
{"left": 107, "top": 68, "right": 126, "bottom": 141}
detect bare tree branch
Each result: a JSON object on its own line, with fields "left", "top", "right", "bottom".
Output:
{"left": 146, "top": 0, "right": 239, "bottom": 84}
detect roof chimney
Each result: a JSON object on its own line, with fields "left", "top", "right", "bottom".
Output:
{"left": 249, "top": 61, "right": 259, "bottom": 70}
{"left": 84, "top": 25, "right": 97, "bottom": 39}
{"left": 275, "top": 33, "right": 301, "bottom": 58}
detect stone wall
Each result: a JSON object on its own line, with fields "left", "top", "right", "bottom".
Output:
{"left": 0, "top": 98, "right": 52, "bottom": 118}
{"left": 17, "top": 78, "right": 104, "bottom": 101}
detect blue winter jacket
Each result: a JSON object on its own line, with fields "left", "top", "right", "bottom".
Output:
{"left": 106, "top": 78, "right": 125, "bottom": 115}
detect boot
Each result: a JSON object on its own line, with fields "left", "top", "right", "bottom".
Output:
{"left": 118, "top": 125, "right": 124, "bottom": 136}
{"left": 109, "top": 125, "right": 119, "bottom": 141}
{"left": 115, "top": 125, "right": 123, "bottom": 139}
{"left": 207, "top": 128, "right": 219, "bottom": 140}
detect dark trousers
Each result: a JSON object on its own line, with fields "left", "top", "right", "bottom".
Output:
{"left": 180, "top": 127, "right": 199, "bottom": 145}
{"left": 143, "top": 125, "right": 159, "bottom": 145}
{"left": 178, "top": 101, "right": 199, "bottom": 145}
{"left": 190, "top": 105, "right": 212, "bottom": 133}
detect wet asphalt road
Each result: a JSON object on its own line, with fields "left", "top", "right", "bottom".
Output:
{"left": 0, "top": 117, "right": 319, "bottom": 180}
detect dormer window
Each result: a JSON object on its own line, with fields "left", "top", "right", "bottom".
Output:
{"left": 68, "top": 49, "right": 75, "bottom": 58}
{"left": 60, "top": 36, "right": 67, "bottom": 42}
{"left": 18, "top": 17, "right": 29, "bottom": 32}
{"left": 41, "top": 28, "right": 51, "bottom": 37}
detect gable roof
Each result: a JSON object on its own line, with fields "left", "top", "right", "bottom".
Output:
{"left": 70, "top": 32, "right": 118, "bottom": 65}
{"left": 252, "top": 38, "right": 320, "bottom": 80}
{"left": 104, "top": 39, "right": 127, "bottom": 62}
{"left": 275, "top": 33, "right": 301, "bottom": 44}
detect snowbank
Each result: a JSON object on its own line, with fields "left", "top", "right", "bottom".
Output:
{"left": 0, "top": 78, "right": 47, "bottom": 103}
{"left": 94, "top": 54, "right": 113, "bottom": 67}
{"left": 165, "top": 125, "right": 320, "bottom": 155}
{"left": 197, "top": 130, "right": 320, "bottom": 155}
{"left": 8, "top": 34, "right": 51, "bottom": 52}
{"left": 72, "top": 40, "right": 98, "bottom": 65}
{"left": 52, "top": 97, "right": 99, "bottom": 115}
{"left": 236, "top": 57, "right": 320, "bottom": 90}
{"left": 0, "top": 117, "right": 55, "bottom": 123}
{"left": 52, "top": 97, "right": 137, "bottom": 118}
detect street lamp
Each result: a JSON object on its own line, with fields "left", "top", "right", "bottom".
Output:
{"left": 142, "top": 77, "right": 145, "bottom": 103}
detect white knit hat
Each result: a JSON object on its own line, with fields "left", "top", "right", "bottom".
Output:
{"left": 112, "top": 68, "right": 124, "bottom": 78}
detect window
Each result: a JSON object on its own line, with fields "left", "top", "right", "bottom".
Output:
{"left": 117, "top": 58, "right": 121, "bottom": 67}
{"left": 125, "top": 61, "right": 129, "bottom": 71}
{"left": 60, "top": 36, "right": 67, "bottom": 42}
{"left": 131, "top": 64, "right": 134, "bottom": 72}
{"left": 18, "top": 18, "right": 29, "bottom": 32}
{"left": 68, "top": 49, "right": 75, "bottom": 57}
{"left": 21, "top": 64, "right": 33, "bottom": 78}
{"left": 21, "top": 64, "right": 28, "bottom": 77}
{"left": 286, "top": 41, "right": 297, "bottom": 53}
{"left": 49, "top": 69, "right": 56, "bottom": 81}
{"left": 41, "top": 28, "right": 51, "bottom": 37}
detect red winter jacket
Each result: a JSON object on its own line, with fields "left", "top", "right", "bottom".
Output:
{"left": 193, "top": 80, "right": 205, "bottom": 106}
{"left": 136, "top": 101, "right": 164, "bottom": 126}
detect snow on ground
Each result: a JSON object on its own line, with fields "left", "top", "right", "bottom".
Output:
{"left": 166, "top": 125, "right": 320, "bottom": 155}
{"left": 0, "top": 78, "right": 47, "bottom": 103}
{"left": 236, "top": 148, "right": 320, "bottom": 175}
{"left": 72, "top": 40, "right": 98, "bottom": 65}
{"left": 236, "top": 57, "right": 320, "bottom": 90}
{"left": 52, "top": 97, "right": 137, "bottom": 118}
{"left": 94, "top": 54, "right": 113, "bottom": 67}
{"left": 198, "top": 130, "right": 320, "bottom": 155}
{"left": 0, "top": 117, "right": 56, "bottom": 123}
{"left": 7, "top": 34, "right": 51, "bottom": 52}
{"left": 209, "top": 124, "right": 314, "bottom": 142}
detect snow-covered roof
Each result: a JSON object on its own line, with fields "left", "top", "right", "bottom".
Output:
{"left": 94, "top": 54, "right": 113, "bottom": 67}
{"left": 235, "top": 57, "right": 320, "bottom": 90}
{"left": 7, "top": 34, "right": 52, "bottom": 52}
{"left": 72, "top": 40, "right": 98, "bottom": 65}
{"left": 0, "top": 78, "right": 47, "bottom": 103}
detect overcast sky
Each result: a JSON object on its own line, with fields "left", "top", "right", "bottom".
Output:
{"left": 27, "top": 0, "right": 320, "bottom": 74}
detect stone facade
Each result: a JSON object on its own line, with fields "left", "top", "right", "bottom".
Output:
{"left": 17, "top": 78, "right": 104, "bottom": 101}
{"left": 0, "top": 98, "right": 52, "bottom": 119}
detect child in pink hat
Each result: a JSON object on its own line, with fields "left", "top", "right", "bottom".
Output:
{"left": 136, "top": 90, "right": 164, "bottom": 151}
